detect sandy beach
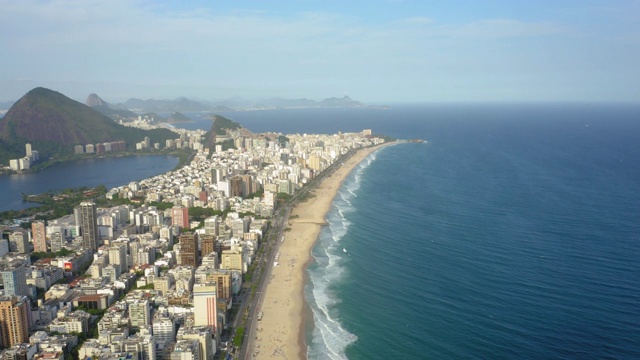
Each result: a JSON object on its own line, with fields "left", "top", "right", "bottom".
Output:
{"left": 253, "top": 143, "right": 393, "bottom": 359}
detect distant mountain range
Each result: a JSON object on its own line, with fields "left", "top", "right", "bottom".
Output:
{"left": 1, "top": 94, "right": 372, "bottom": 115}
{"left": 120, "top": 95, "right": 366, "bottom": 113}
{"left": 0, "top": 88, "right": 177, "bottom": 166}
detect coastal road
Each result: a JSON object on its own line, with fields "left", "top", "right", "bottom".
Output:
{"left": 239, "top": 206, "right": 291, "bottom": 360}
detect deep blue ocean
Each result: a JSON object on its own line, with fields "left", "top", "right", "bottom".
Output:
{"left": 183, "top": 104, "right": 640, "bottom": 359}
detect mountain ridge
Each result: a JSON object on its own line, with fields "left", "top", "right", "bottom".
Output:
{"left": 0, "top": 87, "right": 177, "bottom": 166}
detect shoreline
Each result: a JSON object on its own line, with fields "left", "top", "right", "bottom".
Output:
{"left": 253, "top": 142, "right": 397, "bottom": 359}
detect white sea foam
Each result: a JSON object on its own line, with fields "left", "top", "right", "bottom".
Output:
{"left": 306, "top": 149, "right": 385, "bottom": 358}
{"left": 307, "top": 235, "right": 357, "bottom": 360}
{"left": 306, "top": 155, "right": 382, "bottom": 359}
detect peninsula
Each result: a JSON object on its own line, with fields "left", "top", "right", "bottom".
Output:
{"left": 0, "top": 89, "right": 396, "bottom": 360}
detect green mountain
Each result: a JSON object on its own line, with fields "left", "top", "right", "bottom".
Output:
{"left": 203, "top": 115, "right": 243, "bottom": 148}
{"left": 0, "top": 87, "right": 177, "bottom": 165}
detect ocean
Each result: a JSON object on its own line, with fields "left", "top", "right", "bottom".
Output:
{"left": 180, "top": 104, "right": 640, "bottom": 359}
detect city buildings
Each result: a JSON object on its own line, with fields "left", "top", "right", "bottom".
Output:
{"left": 179, "top": 232, "right": 199, "bottom": 267}
{"left": 171, "top": 206, "right": 189, "bottom": 229}
{"left": 32, "top": 220, "right": 47, "bottom": 253}
{"left": 0, "top": 264, "right": 28, "bottom": 297}
{"left": 78, "top": 202, "right": 98, "bottom": 251}
{"left": 0, "top": 296, "right": 30, "bottom": 349}
{"left": 1, "top": 125, "right": 385, "bottom": 358}
{"left": 193, "top": 283, "right": 218, "bottom": 334}
{"left": 8, "top": 231, "right": 28, "bottom": 254}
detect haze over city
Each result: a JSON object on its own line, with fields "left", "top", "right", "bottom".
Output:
{"left": 1, "top": 0, "right": 639, "bottom": 103}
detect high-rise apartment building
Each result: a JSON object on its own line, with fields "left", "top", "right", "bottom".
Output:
{"left": 179, "top": 232, "right": 198, "bottom": 267}
{"left": 8, "top": 231, "right": 28, "bottom": 254}
{"left": 203, "top": 216, "right": 219, "bottom": 236}
{"left": 171, "top": 206, "right": 189, "bottom": 229}
{"left": 32, "top": 220, "right": 47, "bottom": 253}
{"left": 200, "top": 234, "right": 216, "bottom": 257}
{"left": 193, "top": 283, "right": 217, "bottom": 334}
{"left": 195, "top": 267, "right": 231, "bottom": 300}
{"left": 129, "top": 299, "right": 151, "bottom": 328}
{"left": 109, "top": 243, "right": 128, "bottom": 273}
{"left": 153, "top": 312, "right": 176, "bottom": 344}
{"left": 221, "top": 248, "right": 243, "bottom": 272}
{"left": 1, "top": 265, "right": 28, "bottom": 297}
{"left": 0, "top": 296, "right": 30, "bottom": 348}
{"left": 50, "top": 232, "right": 63, "bottom": 253}
{"left": 78, "top": 202, "right": 98, "bottom": 251}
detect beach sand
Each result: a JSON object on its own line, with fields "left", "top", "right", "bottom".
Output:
{"left": 253, "top": 143, "right": 392, "bottom": 359}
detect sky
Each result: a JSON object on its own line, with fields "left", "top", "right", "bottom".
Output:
{"left": 1, "top": 0, "right": 639, "bottom": 104}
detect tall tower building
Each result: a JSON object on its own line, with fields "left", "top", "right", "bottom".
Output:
{"left": 193, "top": 283, "right": 218, "bottom": 334}
{"left": 179, "top": 232, "right": 198, "bottom": 267}
{"left": 0, "top": 296, "right": 30, "bottom": 348}
{"left": 0, "top": 265, "right": 28, "bottom": 297}
{"left": 200, "top": 234, "right": 216, "bottom": 257}
{"left": 78, "top": 202, "right": 98, "bottom": 251}
{"left": 25, "top": 143, "right": 32, "bottom": 158}
{"left": 171, "top": 206, "right": 189, "bottom": 229}
{"left": 32, "top": 220, "right": 47, "bottom": 253}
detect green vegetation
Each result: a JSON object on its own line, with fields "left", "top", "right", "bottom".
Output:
{"left": 31, "top": 248, "right": 74, "bottom": 262}
{"left": 244, "top": 187, "right": 264, "bottom": 199}
{"left": 148, "top": 201, "right": 175, "bottom": 211}
{"left": 277, "top": 135, "right": 289, "bottom": 147}
{"left": 188, "top": 206, "right": 225, "bottom": 220}
{"left": 233, "top": 326, "right": 246, "bottom": 347}
{"left": 0, "top": 185, "right": 108, "bottom": 221}
{"left": 374, "top": 134, "right": 396, "bottom": 143}
{"left": 219, "top": 139, "right": 236, "bottom": 151}
{"left": 212, "top": 115, "right": 242, "bottom": 135}
{"left": 0, "top": 87, "right": 178, "bottom": 165}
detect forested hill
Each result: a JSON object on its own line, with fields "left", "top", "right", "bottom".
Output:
{"left": 0, "top": 87, "right": 176, "bottom": 165}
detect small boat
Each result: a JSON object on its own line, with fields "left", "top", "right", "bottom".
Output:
{"left": 343, "top": 248, "right": 347, "bottom": 253}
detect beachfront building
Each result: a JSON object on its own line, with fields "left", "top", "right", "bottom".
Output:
{"left": 220, "top": 248, "right": 244, "bottom": 273}
{"left": 193, "top": 283, "right": 218, "bottom": 334}
{"left": 8, "top": 124, "right": 386, "bottom": 357}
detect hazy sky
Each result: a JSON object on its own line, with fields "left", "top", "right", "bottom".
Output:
{"left": 1, "top": 0, "right": 639, "bottom": 103}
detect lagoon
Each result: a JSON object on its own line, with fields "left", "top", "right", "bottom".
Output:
{"left": 0, "top": 155, "right": 178, "bottom": 212}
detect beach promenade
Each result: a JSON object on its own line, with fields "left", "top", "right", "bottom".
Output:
{"left": 250, "top": 143, "right": 390, "bottom": 359}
